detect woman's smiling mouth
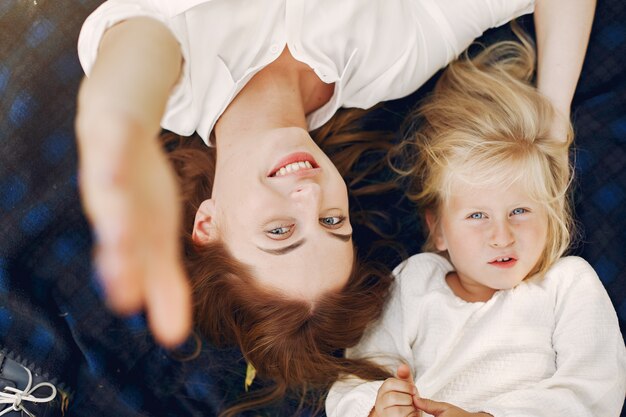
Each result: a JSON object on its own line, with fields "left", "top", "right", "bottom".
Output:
{"left": 268, "top": 152, "right": 319, "bottom": 177}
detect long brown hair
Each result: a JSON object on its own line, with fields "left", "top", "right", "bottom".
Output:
{"left": 162, "top": 107, "right": 396, "bottom": 416}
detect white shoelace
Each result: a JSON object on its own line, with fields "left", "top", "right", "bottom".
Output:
{"left": 0, "top": 365, "right": 57, "bottom": 417}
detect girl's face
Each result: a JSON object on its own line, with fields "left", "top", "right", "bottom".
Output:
{"left": 196, "top": 127, "right": 354, "bottom": 301}
{"left": 431, "top": 178, "right": 549, "bottom": 300}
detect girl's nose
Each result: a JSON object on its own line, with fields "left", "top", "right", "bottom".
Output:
{"left": 489, "top": 220, "right": 515, "bottom": 248}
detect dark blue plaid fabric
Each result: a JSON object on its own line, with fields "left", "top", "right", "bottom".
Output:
{"left": 1, "top": 1, "right": 624, "bottom": 416}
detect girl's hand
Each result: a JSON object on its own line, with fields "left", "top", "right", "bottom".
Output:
{"left": 371, "top": 364, "right": 420, "bottom": 417}
{"left": 413, "top": 397, "right": 492, "bottom": 417}
{"left": 76, "top": 111, "right": 191, "bottom": 348}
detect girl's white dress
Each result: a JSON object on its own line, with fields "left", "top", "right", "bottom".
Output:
{"left": 327, "top": 253, "right": 626, "bottom": 417}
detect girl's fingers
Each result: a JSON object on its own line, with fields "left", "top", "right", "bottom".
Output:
{"left": 376, "top": 376, "right": 420, "bottom": 417}
{"left": 396, "top": 363, "right": 413, "bottom": 381}
{"left": 381, "top": 391, "right": 415, "bottom": 408}
{"left": 380, "top": 405, "right": 420, "bottom": 417}
{"left": 380, "top": 378, "right": 418, "bottom": 396}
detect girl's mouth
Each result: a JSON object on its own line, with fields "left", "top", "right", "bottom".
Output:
{"left": 488, "top": 257, "right": 517, "bottom": 268}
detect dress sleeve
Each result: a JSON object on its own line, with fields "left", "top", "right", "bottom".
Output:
{"left": 418, "top": 0, "right": 535, "bottom": 65}
{"left": 326, "top": 254, "right": 442, "bottom": 417}
{"left": 479, "top": 257, "right": 626, "bottom": 417}
{"left": 325, "top": 273, "right": 409, "bottom": 417}
{"left": 77, "top": 0, "right": 195, "bottom": 137}
{"left": 78, "top": 0, "right": 167, "bottom": 76}
{"left": 342, "top": 0, "right": 534, "bottom": 109}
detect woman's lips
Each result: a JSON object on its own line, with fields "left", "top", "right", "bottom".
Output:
{"left": 268, "top": 152, "right": 319, "bottom": 177}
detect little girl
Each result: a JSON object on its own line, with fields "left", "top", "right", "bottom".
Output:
{"left": 326, "top": 35, "right": 626, "bottom": 417}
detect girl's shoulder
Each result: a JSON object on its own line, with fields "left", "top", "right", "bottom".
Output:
{"left": 537, "top": 256, "right": 604, "bottom": 294}
{"left": 392, "top": 252, "right": 453, "bottom": 295}
{"left": 545, "top": 255, "right": 596, "bottom": 279}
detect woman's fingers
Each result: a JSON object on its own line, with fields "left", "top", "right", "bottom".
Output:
{"left": 77, "top": 115, "right": 192, "bottom": 348}
{"left": 94, "top": 201, "right": 143, "bottom": 314}
{"left": 145, "top": 257, "right": 192, "bottom": 348}
{"left": 96, "top": 242, "right": 144, "bottom": 315}
{"left": 97, "top": 221, "right": 192, "bottom": 347}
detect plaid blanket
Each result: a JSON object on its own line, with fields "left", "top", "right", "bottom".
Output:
{"left": 1, "top": 1, "right": 624, "bottom": 416}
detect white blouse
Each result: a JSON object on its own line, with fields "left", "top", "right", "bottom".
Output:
{"left": 327, "top": 253, "right": 626, "bottom": 417}
{"left": 78, "top": 0, "right": 534, "bottom": 145}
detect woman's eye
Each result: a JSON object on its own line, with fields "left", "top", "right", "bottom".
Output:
{"left": 468, "top": 212, "right": 485, "bottom": 220}
{"left": 511, "top": 207, "right": 528, "bottom": 216}
{"left": 320, "top": 216, "right": 345, "bottom": 228}
{"left": 265, "top": 224, "right": 294, "bottom": 240}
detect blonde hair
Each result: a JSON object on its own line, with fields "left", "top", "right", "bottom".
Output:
{"left": 403, "top": 30, "right": 574, "bottom": 278}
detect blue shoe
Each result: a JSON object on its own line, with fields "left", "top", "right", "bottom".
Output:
{"left": 0, "top": 353, "right": 60, "bottom": 417}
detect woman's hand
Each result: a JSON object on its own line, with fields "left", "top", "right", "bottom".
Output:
{"left": 75, "top": 17, "right": 189, "bottom": 347}
{"left": 370, "top": 364, "right": 419, "bottom": 417}
{"left": 76, "top": 112, "right": 191, "bottom": 348}
{"left": 534, "top": 0, "right": 596, "bottom": 143}
{"left": 413, "top": 397, "right": 492, "bottom": 417}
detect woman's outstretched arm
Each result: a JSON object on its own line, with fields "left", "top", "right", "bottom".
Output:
{"left": 76, "top": 17, "right": 191, "bottom": 347}
{"left": 534, "top": 0, "right": 596, "bottom": 141}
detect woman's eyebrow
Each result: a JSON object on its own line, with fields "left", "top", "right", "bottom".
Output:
{"left": 328, "top": 231, "right": 352, "bottom": 242}
{"left": 257, "top": 239, "right": 306, "bottom": 255}
{"left": 256, "top": 232, "right": 351, "bottom": 256}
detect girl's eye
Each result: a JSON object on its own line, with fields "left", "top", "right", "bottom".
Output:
{"left": 468, "top": 212, "right": 485, "bottom": 220}
{"left": 511, "top": 208, "right": 528, "bottom": 216}
{"left": 320, "top": 216, "right": 345, "bottom": 229}
{"left": 266, "top": 224, "right": 294, "bottom": 240}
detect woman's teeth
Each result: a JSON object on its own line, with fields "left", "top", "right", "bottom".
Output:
{"left": 275, "top": 161, "right": 313, "bottom": 177}
{"left": 495, "top": 257, "right": 512, "bottom": 262}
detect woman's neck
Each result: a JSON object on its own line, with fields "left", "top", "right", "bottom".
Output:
{"left": 214, "top": 48, "right": 334, "bottom": 146}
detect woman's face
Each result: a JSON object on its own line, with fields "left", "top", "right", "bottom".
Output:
{"left": 198, "top": 127, "right": 354, "bottom": 301}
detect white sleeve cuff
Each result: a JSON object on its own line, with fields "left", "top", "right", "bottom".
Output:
{"left": 326, "top": 379, "right": 384, "bottom": 417}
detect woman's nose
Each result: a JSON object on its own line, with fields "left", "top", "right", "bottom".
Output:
{"left": 290, "top": 183, "right": 322, "bottom": 212}
{"left": 489, "top": 220, "right": 515, "bottom": 248}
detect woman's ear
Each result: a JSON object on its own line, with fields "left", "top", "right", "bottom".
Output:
{"left": 192, "top": 199, "right": 219, "bottom": 244}
{"left": 425, "top": 209, "right": 447, "bottom": 252}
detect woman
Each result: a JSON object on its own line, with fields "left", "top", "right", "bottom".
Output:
{"left": 72, "top": 0, "right": 594, "bottom": 414}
